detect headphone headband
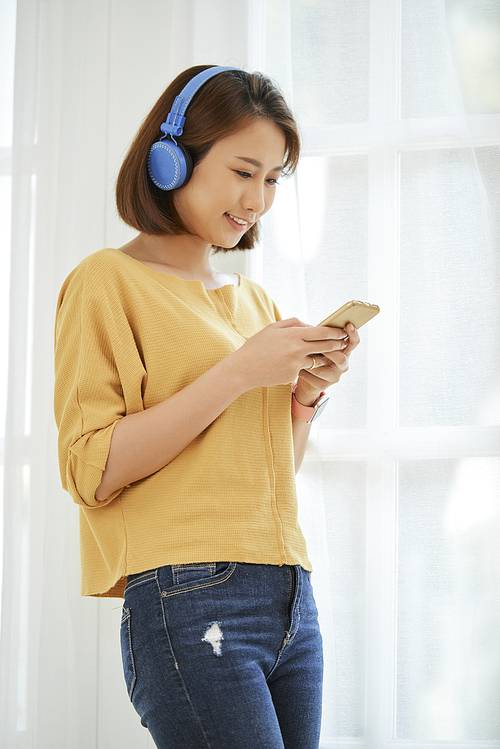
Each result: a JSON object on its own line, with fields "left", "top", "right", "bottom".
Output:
{"left": 148, "top": 65, "right": 241, "bottom": 191}
{"left": 160, "top": 66, "right": 239, "bottom": 139}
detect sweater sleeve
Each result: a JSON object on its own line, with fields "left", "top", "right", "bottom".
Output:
{"left": 54, "top": 260, "right": 146, "bottom": 508}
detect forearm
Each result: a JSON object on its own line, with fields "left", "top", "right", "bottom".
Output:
{"left": 95, "top": 319, "right": 347, "bottom": 500}
{"left": 95, "top": 354, "right": 249, "bottom": 500}
{"left": 291, "top": 377, "right": 323, "bottom": 473}
{"left": 292, "top": 414, "right": 312, "bottom": 472}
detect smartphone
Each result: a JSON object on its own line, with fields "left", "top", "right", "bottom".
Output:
{"left": 318, "top": 300, "right": 380, "bottom": 329}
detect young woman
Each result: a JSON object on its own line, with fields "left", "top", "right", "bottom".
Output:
{"left": 54, "top": 65, "right": 360, "bottom": 749}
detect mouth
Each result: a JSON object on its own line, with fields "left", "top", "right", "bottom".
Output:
{"left": 225, "top": 213, "right": 249, "bottom": 230}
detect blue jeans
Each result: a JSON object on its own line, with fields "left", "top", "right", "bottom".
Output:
{"left": 121, "top": 562, "right": 323, "bottom": 748}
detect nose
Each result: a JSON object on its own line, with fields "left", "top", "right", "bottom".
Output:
{"left": 242, "top": 179, "right": 266, "bottom": 217}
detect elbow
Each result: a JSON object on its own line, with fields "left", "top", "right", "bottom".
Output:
{"left": 65, "top": 454, "right": 122, "bottom": 508}
{"left": 94, "top": 470, "right": 117, "bottom": 502}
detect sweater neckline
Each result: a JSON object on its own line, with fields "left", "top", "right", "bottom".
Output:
{"left": 105, "top": 247, "right": 242, "bottom": 292}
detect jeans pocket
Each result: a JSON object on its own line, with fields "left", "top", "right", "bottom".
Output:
{"left": 120, "top": 607, "right": 137, "bottom": 700}
{"left": 172, "top": 562, "right": 218, "bottom": 586}
{"left": 160, "top": 561, "right": 236, "bottom": 598}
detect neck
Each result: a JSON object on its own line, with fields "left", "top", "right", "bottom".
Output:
{"left": 128, "top": 232, "right": 212, "bottom": 272}
{"left": 119, "top": 233, "right": 237, "bottom": 289}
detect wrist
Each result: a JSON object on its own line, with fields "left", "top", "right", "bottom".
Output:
{"left": 293, "top": 379, "right": 322, "bottom": 407}
{"left": 291, "top": 383, "right": 329, "bottom": 423}
{"left": 209, "top": 351, "right": 253, "bottom": 402}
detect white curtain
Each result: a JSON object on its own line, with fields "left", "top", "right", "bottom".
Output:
{"left": 0, "top": 1, "right": 499, "bottom": 748}
{"left": 258, "top": 1, "right": 500, "bottom": 746}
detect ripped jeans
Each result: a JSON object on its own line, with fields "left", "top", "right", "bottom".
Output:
{"left": 121, "top": 562, "right": 323, "bottom": 749}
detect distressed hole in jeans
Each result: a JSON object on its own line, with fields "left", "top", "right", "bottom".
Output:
{"left": 202, "top": 621, "right": 224, "bottom": 656}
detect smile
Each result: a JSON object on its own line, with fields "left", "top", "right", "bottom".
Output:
{"left": 226, "top": 213, "right": 248, "bottom": 228}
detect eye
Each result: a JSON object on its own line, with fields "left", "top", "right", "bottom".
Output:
{"left": 234, "top": 170, "right": 280, "bottom": 185}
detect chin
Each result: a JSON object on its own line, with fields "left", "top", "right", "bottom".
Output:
{"left": 211, "top": 242, "right": 241, "bottom": 253}
{"left": 211, "top": 233, "right": 243, "bottom": 251}
{"left": 211, "top": 224, "right": 255, "bottom": 253}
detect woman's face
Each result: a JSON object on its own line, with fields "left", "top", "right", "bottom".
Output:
{"left": 174, "top": 118, "right": 286, "bottom": 249}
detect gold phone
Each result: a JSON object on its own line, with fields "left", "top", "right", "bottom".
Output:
{"left": 318, "top": 300, "right": 380, "bottom": 329}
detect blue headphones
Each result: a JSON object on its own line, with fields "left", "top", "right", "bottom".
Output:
{"left": 147, "top": 66, "right": 240, "bottom": 191}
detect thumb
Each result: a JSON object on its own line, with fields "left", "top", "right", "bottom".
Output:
{"left": 273, "top": 317, "right": 310, "bottom": 329}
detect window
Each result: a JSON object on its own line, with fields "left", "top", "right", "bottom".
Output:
{"left": 251, "top": 0, "right": 500, "bottom": 745}
{"left": 0, "top": 0, "right": 17, "bottom": 640}
{"left": 1, "top": 2, "right": 498, "bottom": 746}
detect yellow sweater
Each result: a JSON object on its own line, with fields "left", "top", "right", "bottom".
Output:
{"left": 54, "top": 248, "right": 311, "bottom": 597}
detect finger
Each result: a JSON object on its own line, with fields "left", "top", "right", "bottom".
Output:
{"left": 304, "top": 338, "right": 348, "bottom": 357}
{"left": 303, "top": 354, "right": 325, "bottom": 371}
{"left": 343, "top": 323, "right": 360, "bottom": 352}
{"left": 325, "top": 351, "right": 349, "bottom": 370}
{"left": 300, "top": 358, "right": 349, "bottom": 389}
{"left": 301, "top": 351, "right": 334, "bottom": 373}
{"left": 271, "top": 317, "right": 310, "bottom": 329}
{"left": 302, "top": 325, "right": 349, "bottom": 342}
{"left": 304, "top": 354, "right": 332, "bottom": 369}
{"left": 287, "top": 318, "right": 317, "bottom": 329}
{"left": 298, "top": 367, "right": 333, "bottom": 389}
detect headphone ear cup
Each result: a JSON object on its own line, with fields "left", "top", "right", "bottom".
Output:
{"left": 147, "top": 140, "right": 193, "bottom": 191}
{"left": 179, "top": 142, "right": 193, "bottom": 186}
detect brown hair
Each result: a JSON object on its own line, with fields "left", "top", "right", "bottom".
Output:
{"left": 116, "top": 65, "right": 300, "bottom": 251}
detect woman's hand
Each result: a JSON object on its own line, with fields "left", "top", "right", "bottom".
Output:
{"left": 230, "top": 318, "right": 349, "bottom": 390}
{"left": 288, "top": 321, "right": 359, "bottom": 472}
{"left": 293, "top": 322, "right": 360, "bottom": 407}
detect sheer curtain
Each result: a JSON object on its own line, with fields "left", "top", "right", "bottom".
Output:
{"left": 1, "top": 1, "right": 499, "bottom": 748}
{"left": 257, "top": 1, "right": 500, "bottom": 746}
{"left": 0, "top": 2, "right": 255, "bottom": 747}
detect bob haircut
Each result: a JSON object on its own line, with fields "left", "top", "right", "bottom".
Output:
{"left": 116, "top": 65, "right": 300, "bottom": 252}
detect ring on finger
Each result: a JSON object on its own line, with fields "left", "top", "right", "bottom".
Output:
{"left": 307, "top": 356, "right": 316, "bottom": 370}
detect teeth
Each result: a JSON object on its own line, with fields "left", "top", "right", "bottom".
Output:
{"left": 228, "top": 214, "right": 247, "bottom": 226}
